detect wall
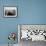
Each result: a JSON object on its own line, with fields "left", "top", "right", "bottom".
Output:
{"left": 0, "top": 0, "right": 46, "bottom": 44}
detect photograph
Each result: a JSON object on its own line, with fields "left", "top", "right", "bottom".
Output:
{"left": 18, "top": 25, "right": 46, "bottom": 41}
{"left": 4, "top": 7, "right": 17, "bottom": 17}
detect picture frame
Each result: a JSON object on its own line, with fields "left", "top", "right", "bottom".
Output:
{"left": 18, "top": 24, "right": 46, "bottom": 42}
{"left": 4, "top": 6, "right": 17, "bottom": 17}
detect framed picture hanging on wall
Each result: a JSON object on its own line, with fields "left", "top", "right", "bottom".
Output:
{"left": 4, "top": 6, "right": 17, "bottom": 17}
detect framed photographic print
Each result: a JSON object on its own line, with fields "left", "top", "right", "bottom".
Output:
{"left": 4, "top": 6, "right": 17, "bottom": 17}
{"left": 18, "top": 24, "right": 46, "bottom": 42}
